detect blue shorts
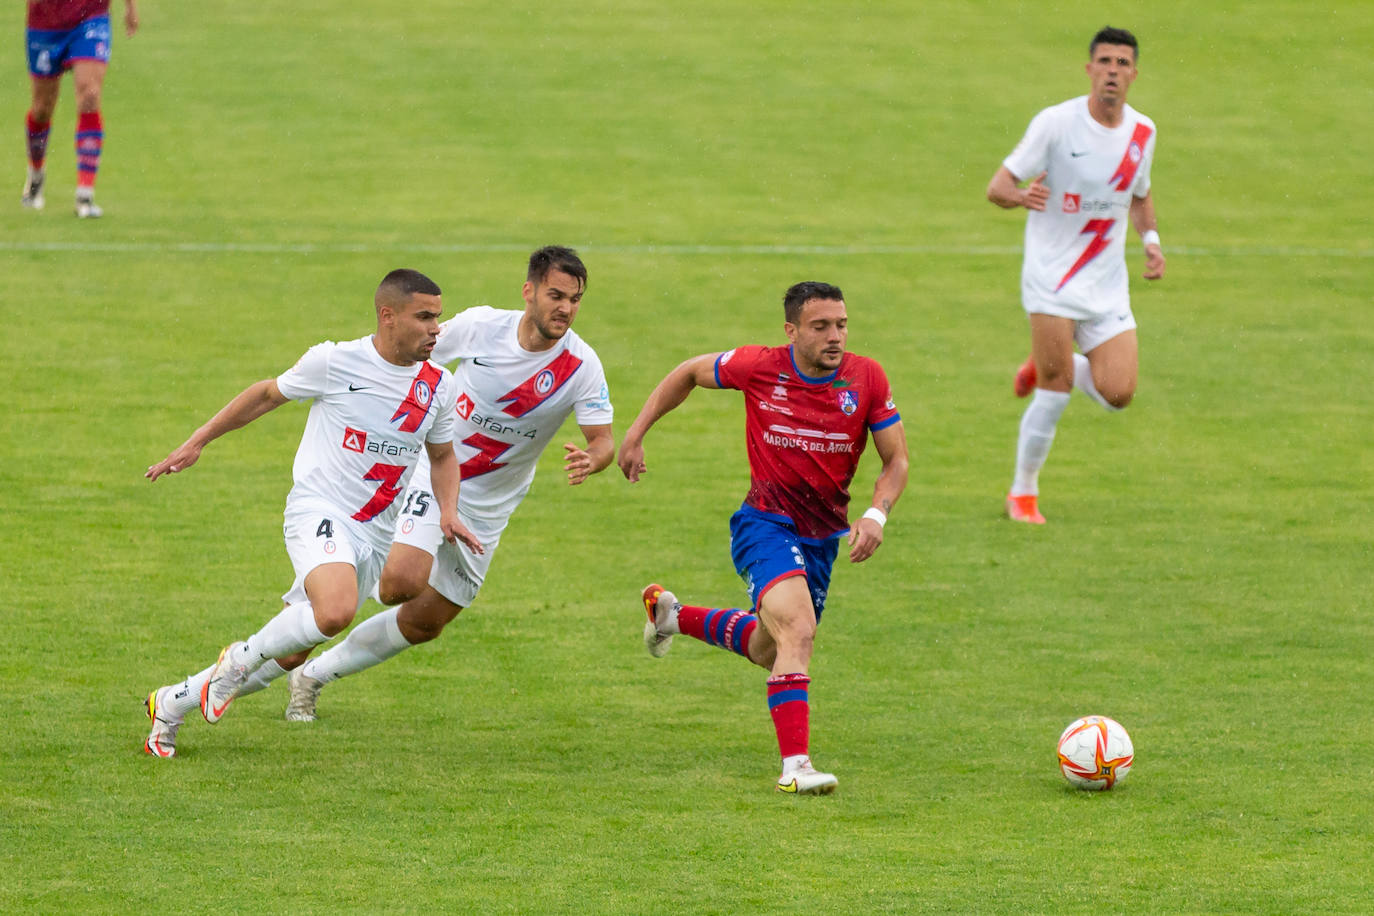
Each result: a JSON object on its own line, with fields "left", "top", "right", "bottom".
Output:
{"left": 27, "top": 16, "right": 111, "bottom": 78}
{"left": 729, "top": 504, "right": 840, "bottom": 622}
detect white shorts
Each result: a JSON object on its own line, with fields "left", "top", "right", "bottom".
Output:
{"left": 282, "top": 505, "right": 386, "bottom": 611}
{"left": 391, "top": 486, "right": 504, "bottom": 608}
{"left": 1024, "top": 304, "right": 1137, "bottom": 354}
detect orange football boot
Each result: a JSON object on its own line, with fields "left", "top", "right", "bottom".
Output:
{"left": 1005, "top": 493, "right": 1046, "bottom": 524}
{"left": 1013, "top": 356, "right": 1037, "bottom": 398}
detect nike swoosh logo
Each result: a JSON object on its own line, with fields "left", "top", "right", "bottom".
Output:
{"left": 1070, "top": 151, "right": 1091, "bottom": 157}
{"left": 348, "top": 383, "right": 369, "bottom": 391}
{"left": 471, "top": 358, "right": 496, "bottom": 367}
{"left": 776, "top": 779, "right": 799, "bottom": 794}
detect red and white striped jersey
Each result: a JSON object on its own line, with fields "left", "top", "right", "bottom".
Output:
{"left": 276, "top": 335, "right": 457, "bottom": 548}
{"left": 411, "top": 307, "right": 613, "bottom": 527}
{"left": 1003, "top": 95, "right": 1157, "bottom": 319}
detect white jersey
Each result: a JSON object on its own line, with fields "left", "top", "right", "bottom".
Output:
{"left": 1004, "top": 95, "right": 1157, "bottom": 319}
{"left": 275, "top": 335, "right": 458, "bottom": 549}
{"left": 410, "top": 306, "right": 613, "bottom": 529}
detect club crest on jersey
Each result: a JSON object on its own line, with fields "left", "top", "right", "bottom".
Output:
{"left": 497, "top": 350, "right": 583, "bottom": 418}
{"left": 391, "top": 363, "right": 443, "bottom": 432}
{"left": 342, "top": 427, "right": 367, "bottom": 453}
{"left": 456, "top": 393, "right": 475, "bottom": 420}
{"left": 838, "top": 390, "right": 858, "bottom": 416}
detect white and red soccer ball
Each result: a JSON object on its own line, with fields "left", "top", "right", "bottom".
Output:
{"left": 1057, "top": 715, "right": 1134, "bottom": 790}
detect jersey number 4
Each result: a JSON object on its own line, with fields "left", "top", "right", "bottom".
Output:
{"left": 352, "top": 463, "right": 406, "bottom": 522}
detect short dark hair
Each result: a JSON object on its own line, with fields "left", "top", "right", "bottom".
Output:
{"left": 378, "top": 268, "right": 441, "bottom": 299}
{"left": 527, "top": 245, "right": 588, "bottom": 289}
{"left": 1090, "top": 26, "right": 1138, "bottom": 60}
{"left": 783, "top": 281, "right": 844, "bottom": 325}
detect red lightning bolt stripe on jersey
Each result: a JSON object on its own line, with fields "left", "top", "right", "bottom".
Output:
{"left": 1001, "top": 95, "right": 1157, "bottom": 321}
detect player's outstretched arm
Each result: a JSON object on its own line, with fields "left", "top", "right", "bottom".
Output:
{"left": 847, "top": 420, "right": 910, "bottom": 563}
{"left": 145, "top": 378, "right": 288, "bottom": 481}
{"left": 987, "top": 166, "right": 1049, "bottom": 211}
{"left": 565, "top": 424, "right": 615, "bottom": 485}
{"left": 1130, "top": 192, "right": 1166, "bottom": 280}
{"left": 616, "top": 353, "right": 721, "bottom": 483}
{"left": 426, "top": 440, "right": 484, "bottom": 554}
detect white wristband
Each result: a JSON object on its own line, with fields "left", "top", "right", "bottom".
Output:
{"left": 1141, "top": 229, "right": 1161, "bottom": 249}
{"left": 862, "top": 507, "right": 887, "bottom": 528}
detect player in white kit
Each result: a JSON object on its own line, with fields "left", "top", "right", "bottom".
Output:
{"left": 142, "top": 270, "right": 482, "bottom": 757}
{"left": 987, "top": 26, "right": 1167, "bottom": 524}
{"left": 278, "top": 246, "right": 615, "bottom": 722}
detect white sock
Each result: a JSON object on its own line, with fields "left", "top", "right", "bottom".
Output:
{"left": 159, "top": 651, "right": 292, "bottom": 722}
{"left": 237, "top": 659, "right": 287, "bottom": 697}
{"left": 1012, "top": 389, "right": 1071, "bottom": 495}
{"left": 781, "top": 753, "right": 811, "bottom": 774}
{"left": 301, "top": 607, "right": 412, "bottom": 684}
{"left": 1073, "top": 353, "right": 1120, "bottom": 411}
{"left": 242, "top": 602, "right": 327, "bottom": 665}
{"left": 161, "top": 664, "right": 215, "bottom": 721}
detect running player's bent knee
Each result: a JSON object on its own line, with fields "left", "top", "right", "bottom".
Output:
{"left": 772, "top": 624, "right": 815, "bottom": 658}
{"left": 396, "top": 608, "right": 451, "bottom": 644}
{"left": 313, "top": 604, "right": 357, "bottom": 638}
{"left": 1104, "top": 386, "right": 1135, "bottom": 410}
{"left": 378, "top": 570, "right": 426, "bottom": 607}
{"left": 401, "top": 618, "right": 445, "bottom": 643}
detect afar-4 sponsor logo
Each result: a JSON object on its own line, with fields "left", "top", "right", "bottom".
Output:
{"left": 341, "top": 426, "right": 420, "bottom": 458}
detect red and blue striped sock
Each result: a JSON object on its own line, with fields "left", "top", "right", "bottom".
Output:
{"left": 26, "top": 110, "right": 50, "bottom": 169}
{"left": 676, "top": 604, "right": 758, "bottom": 661}
{"left": 75, "top": 110, "right": 102, "bottom": 189}
{"left": 766, "top": 673, "right": 811, "bottom": 759}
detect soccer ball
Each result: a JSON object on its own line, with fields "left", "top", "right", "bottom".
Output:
{"left": 1056, "top": 715, "right": 1134, "bottom": 790}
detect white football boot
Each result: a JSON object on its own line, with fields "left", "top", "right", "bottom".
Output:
{"left": 200, "top": 642, "right": 252, "bottom": 724}
{"left": 284, "top": 667, "right": 325, "bottom": 722}
{"left": 21, "top": 167, "right": 44, "bottom": 210}
{"left": 143, "top": 686, "right": 181, "bottom": 758}
{"left": 74, "top": 187, "right": 102, "bottom": 219}
{"left": 641, "top": 583, "right": 679, "bottom": 658}
{"left": 776, "top": 757, "right": 838, "bottom": 795}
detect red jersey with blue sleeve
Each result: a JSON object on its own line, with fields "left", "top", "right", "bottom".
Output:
{"left": 714, "top": 345, "right": 900, "bottom": 541}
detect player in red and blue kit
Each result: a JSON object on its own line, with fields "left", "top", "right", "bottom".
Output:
{"left": 618, "top": 281, "right": 909, "bottom": 795}
{"left": 22, "top": 0, "right": 139, "bottom": 217}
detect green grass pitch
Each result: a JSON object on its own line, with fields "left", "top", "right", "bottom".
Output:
{"left": 1, "top": 1, "right": 1371, "bottom": 912}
